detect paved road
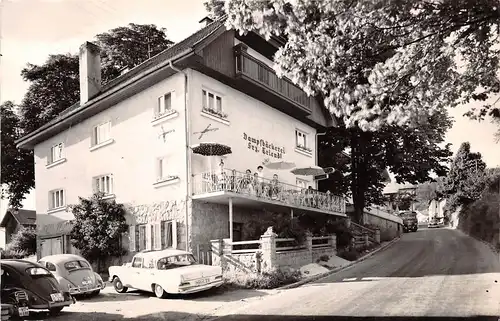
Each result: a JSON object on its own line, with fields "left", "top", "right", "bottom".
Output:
{"left": 213, "top": 227, "right": 500, "bottom": 321}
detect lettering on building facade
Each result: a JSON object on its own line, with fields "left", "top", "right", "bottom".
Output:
{"left": 243, "top": 133, "right": 286, "bottom": 159}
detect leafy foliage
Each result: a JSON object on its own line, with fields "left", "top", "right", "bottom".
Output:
{"left": 318, "top": 109, "right": 452, "bottom": 222}
{"left": 245, "top": 211, "right": 307, "bottom": 245}
{"left": 223, "top": 269, "right": 301, "bottom": 289}
{"left": 443, "top": 142, "right": 488, "bottom": 212}
{"left": 96, "top": 23, "right": 174, "bottom": 81}
{"left": 69, "top": 193, "right": 128, "bottom": 267}
{"left": 207, "top": 0, "right": 500, "bottom": 130}
{"left": 0, "top": 101, "right": 35, "bottom": 209}
{"left": 5, "top": 225, "right": 37, "bottom": 256}
{"left": 456, "top": 173, "right": 500, "bottom": 249}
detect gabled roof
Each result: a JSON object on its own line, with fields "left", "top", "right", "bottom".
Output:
{"left": 0, "top": 209, "right": 36, "bottom": 228}
{"left": 16, "top": 18, "right": 226, "bottom": 149}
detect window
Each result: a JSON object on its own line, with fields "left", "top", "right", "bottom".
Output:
{"left": 295, "top": 130, "right": 308, "bottom": 149}
{"left": 296, "top": 179, "right": 308, "bottom": 190}
{"left": 156, "top": 93, "right": 172, "bottom": 117}
{"left": 64, "top": 261, "right": 90, "bottom": 271}
{"left": 202, "top": 89, "right": 223, "bottom": 115}
{"left": 49, "top": 189, "right": 65, "bottom": 209}
{"left": 92, "top": 121, "right": 111, "bottom": 146}
{"left": 50, "top": 143, "right": 64, "bottom": 163}
{"left": 136, "top": 224, "right": 147, "bottom": 252}
{"left": 46, "top": 262, "right": 57, "bottom": 271}
{"left": 131, "top": 257, "right": 143, "bottom": 268}
{"left": 93, "top": 174, "right": 113, "bottom": 195}
{"left": 161, "top": 220, "right": 174, "bottom": 248}
{"left": 157, "top": 157, "right": 169, "bottom": 181}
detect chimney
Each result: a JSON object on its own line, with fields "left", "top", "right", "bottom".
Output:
{"left": 199, "top": 16, "right": 214, "bottom": 28}
{"left": 79, "top": 41, "right": 101, "bottom": 105}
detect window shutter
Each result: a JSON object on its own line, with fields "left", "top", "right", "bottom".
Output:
{"left": 129, "top": 225, "right": 136, "bottom": 252}
{"left": 154, "top": 223, "right": 162, "bottom": 250}
{"left": 172, "top": 220, "right": 177, "bottom": 249}
{"left": 146, "top": 224, "right": 152, "bottom": 250}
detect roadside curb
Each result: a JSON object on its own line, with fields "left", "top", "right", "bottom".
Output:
{"left": 277, "top": 236, "right": 402, "bottom": 290}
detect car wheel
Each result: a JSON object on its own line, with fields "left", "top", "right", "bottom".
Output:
{"left": 153, "top": 284, "right": 167, "bottom": 299}
{"left": 113, "top": 277, "right": 128, "bottom": 293}
{"left": 49, "top": 307, "right": 64, "bottom": 315}
{"left": 91, "top": 290, "right": 100, "bottom": 296}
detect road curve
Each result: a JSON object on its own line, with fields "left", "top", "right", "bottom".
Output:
{"left": 215, "top": 227, "right": 500, "bottom": 321}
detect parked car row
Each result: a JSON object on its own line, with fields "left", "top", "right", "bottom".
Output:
{"left": 1, "top": 249, "right": 223, "bottom": 320}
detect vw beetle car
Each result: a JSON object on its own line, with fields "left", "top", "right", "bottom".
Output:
{"left": 38, "top": 254, "right": 105, "bottom": 297}
{"left": 108, "top": 249, "right": 223, "bottom": 298}
{"left": 1, "top": 259, "right": 74, "bottom": 316}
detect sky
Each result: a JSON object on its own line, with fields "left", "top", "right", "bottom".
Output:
{"left": 0, "top": 0, "right": 499, "bottom": 214}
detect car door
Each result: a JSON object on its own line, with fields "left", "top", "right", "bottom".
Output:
{"left": 129, "top": 257, "right": 148, "bottom": 291}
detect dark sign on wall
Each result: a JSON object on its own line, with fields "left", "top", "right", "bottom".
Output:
{"left": 243, "top": 133, "right": 286, "bottom": 159}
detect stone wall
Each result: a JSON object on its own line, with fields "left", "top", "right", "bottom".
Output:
{"left": 126, "top": 199, "right": 189, "bottom": 253}
{"left": 363, "top": 209, "right": 403, "bottom": 241}
{"left": 211, "top": 231, "right": 337, "bottom": 272}
{"left": 276, "top": 249, "right": 311, "bottom": 270}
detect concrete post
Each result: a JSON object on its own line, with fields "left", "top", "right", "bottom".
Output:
{"left": 375, "top": 229, "right": 381, "bottom": 244}
{"left": 329, "top": 234, "right": 337, "bottom": 251}
{"left": 210, "top": 239, "right": 224, "bottom": 267}
{"left": 364, "top": 233, "right": 369, "bottom": 247}
{"left": 260, "top": 227, "right": 277, "bottom": 271}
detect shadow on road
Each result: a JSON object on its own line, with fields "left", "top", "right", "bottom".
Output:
{"left": 40, "top": 311, "right": 500, "bottom": 321}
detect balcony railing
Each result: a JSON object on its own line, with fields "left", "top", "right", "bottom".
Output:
{"left": 234, "top": 44, "right": 313, "bottom": 113}
{"left": 192, "top": 169, "right": 346, "bottom": 214}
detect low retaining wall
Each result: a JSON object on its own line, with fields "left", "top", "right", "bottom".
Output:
{"left": 211, "top": 231, "right": 337, "bottom": 273}
{"left": 363, "top": 208, "right": 403, "bottom": 241}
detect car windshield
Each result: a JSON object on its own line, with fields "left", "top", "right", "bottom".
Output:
{"left": 26, "top": 267, "right": 52, "bottom": 277}
{"left": 64, "top": 260, "right": 91, "bottom": 271}
{"left": 157, "top": 254, "right": 197, "bottom": 270}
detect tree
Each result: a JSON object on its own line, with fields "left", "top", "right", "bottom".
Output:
{"left": 4, "top": 226, "right": 37, "bottom": 258}
{"left": 318, "top": 110, "right": 452, "bottom": 223}
{"left": 0, "top": 101, "right": 35, "bottom": 208}
{"left": 96, "top": 23, "right": 174, "bottom": 81}
{"left": 2, "top": 24, "right": 174, "bottom": 207}
{"left": 206, "top": 0, "right": 500, "bottom": 130}
{"left": 443, "top": 142, "right": 488, "bottom": 212}
{"left": 69, "top": 192, "right": 128, "bottom": 271}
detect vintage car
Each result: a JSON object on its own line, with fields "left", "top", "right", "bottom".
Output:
{"left": 399, "top": 211, "right": 418, "bottom": 233}
{"left": 108, "top": 249, "right": 223, "bottom": 298}
{"left": 38, "top": 254, "right": 105, "bottom": 297}
{"left": 1, "top": 259, "right": 74, "bottom": 316}
{"left": 428, "top": 217, "right": 445, "bottom": 228}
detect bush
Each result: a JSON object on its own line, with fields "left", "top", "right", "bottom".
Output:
{"left": 5, "top": 226, "right": 36, "bottom": 256}
{"left": 337, "top": 248, "right": 359, "bottom": 261}
{"left": 0, "top": 248, "right": 29, "bottom": 259}
{"left": 224, "top": 269, "right": 302, "bottom": 289}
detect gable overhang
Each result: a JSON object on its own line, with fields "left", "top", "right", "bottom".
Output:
{"left": 16, "top": 48, "right": 195, "bottom": 150}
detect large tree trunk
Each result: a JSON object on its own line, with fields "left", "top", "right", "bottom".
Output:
{"left": 350, "top": 129, "right": 367, "bottom": 225}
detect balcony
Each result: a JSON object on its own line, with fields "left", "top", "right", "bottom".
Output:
{"left": 191, "top": 169, "right": 347, "bottom": 216}
{"left": 234, "top": 44, "right": 313, "bottom": 114}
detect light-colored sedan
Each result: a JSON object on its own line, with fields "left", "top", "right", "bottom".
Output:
{"left": 38, "top": 254, "right": 106, "bottom": 297}
{"left": 108, "top": 249, "right": 223, "bottom": 298}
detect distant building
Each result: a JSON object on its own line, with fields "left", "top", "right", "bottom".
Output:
{"left": 0, "top": 209, "right": 36, "bottom": 244}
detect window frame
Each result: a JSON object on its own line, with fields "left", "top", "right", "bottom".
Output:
{"left": 161, "top": 220, "right": 176, "bottom": 249}
{"left": 295, "top": 129, "right": 309, "bottom": 149}
{"left": 201, "top": 88, "right": 226, "bottom": 118}
{"left": 92, "top": 121, "right": 111, "bottom": 146}
{"left": 49, "top": 189, "right": 65, "bottom": 210}
{"left": 156, "top": 92, "right": 173, "bottom": 118}
{"left": 136, "top": 224, "right": 147, "bottom": 252}
{"left": 93, "top": 174, "right": 114, "bottom": 195}
{"left": 50, "top": 142, "right": 64, "bottom": 163}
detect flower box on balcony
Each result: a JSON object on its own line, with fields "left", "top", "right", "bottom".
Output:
{"left": 202, "top": 107, "right": 227, "bottom": 119}
{"left": 295, "top": 145, "right": 313, "bottom": 156}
